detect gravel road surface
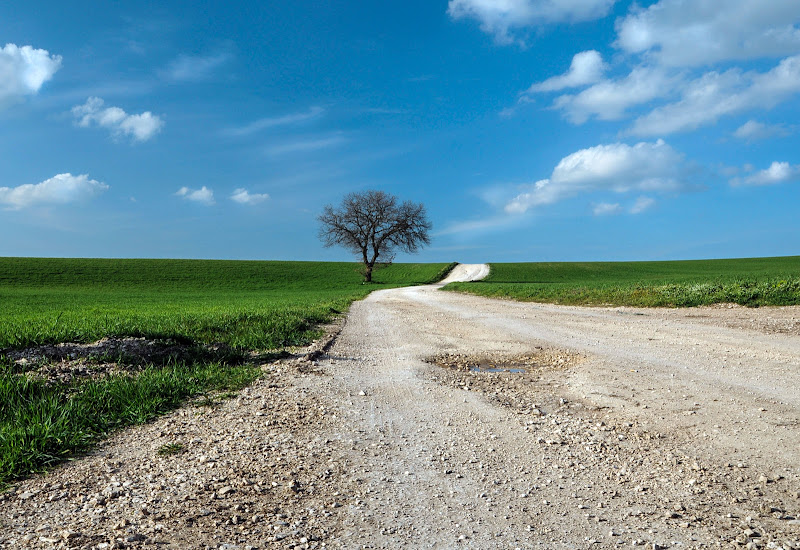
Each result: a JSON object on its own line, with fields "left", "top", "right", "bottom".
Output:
{"left": 3, "top": 265, "right": 799, "bottom": 549}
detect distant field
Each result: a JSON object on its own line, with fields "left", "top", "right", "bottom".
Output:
{"left": 443, "top": 257, "right": 800, "bottom": 307}
{"left": 0, "top": 258, "right": 455, "bottom": 350}
{"left": 0, "top": 258, "right": 454, "bottom": 486}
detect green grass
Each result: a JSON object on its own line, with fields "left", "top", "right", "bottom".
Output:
{"left": 0, "top": 257, "right": 454, "bottom": 487}
{"left": 0, "top": 258, "right": 455, "bottom": 351}
{"left": 443, "top": 256, "right": 800, "bottom": 307}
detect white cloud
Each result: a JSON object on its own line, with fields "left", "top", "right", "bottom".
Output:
{"left": 0, "top": 173, "right": 108, "bottom": 209}
{"left": 527, "top": 50, "right": 607, "bottom": 93}
{"left": 72, "top": 97, "right": 164, "bottom": 142}
{"left": 447, "top": 0, "right": 616, "bottom": 44}
{"left": 629, "top": 55, "right": 800, "bottom": 136}
{"left": 516, "top": 2, "right": 800, "bottom": 133}
{"left": 630, "top": 196, "right": 655, "bottom": 214}
{"left": 593, "top": 202, "right": 622, "bottom": 216}
{"left": 163, "top": 52, "right": 231, "bottom": 82}
{"left": 505, "top": 140, "right": 687, "bottom": 214}
{"left": 175, "top": 186, "right": 215, "bottom": 205}
{"left": 731, "top": 161, "right": 800, "bottom": 186}
{"left": 0, "top": 43, "right": 62, "bottom": 106}
{"left": 615, "top": 0, "right": 800, "bottom": 67}
{"left": 733, "top": 120, "right": 790, "bottom": 141}
{"left": 230, "top": 188, "right": 270, "bottom": 205}
{"left": 225, "top": 106, "right": 324, "bottom": 137}
{"left": 551, "top": 65, "right": 677, "bottom": 123}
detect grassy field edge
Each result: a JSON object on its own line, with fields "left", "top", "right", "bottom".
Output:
{"left": 442, "top": 256, "right": 800, "bottom": 308}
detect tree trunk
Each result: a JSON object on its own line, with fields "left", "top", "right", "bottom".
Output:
{"left": 363, "top": 263, "right": 373, "bottom": 282}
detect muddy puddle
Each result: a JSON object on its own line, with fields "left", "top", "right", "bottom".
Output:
{"left": 426, "top": 348, "right": 583, "bottom": 374}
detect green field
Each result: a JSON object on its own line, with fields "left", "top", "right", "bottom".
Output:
{"left": 443, "top": 256, "right": 800, "bottom": 307}
{"left": 0, "top": 258, "right": 454, "bottom": 486}
{"left": 0, "top": 258, "right": 454, "bottom": 350}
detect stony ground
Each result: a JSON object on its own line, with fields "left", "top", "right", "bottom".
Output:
{"left": 2, "top": 274, "right": 800, "bottom": 549}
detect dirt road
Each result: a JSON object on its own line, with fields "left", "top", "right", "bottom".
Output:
{"left": 3, "top": 267, "right": 800, "bottom": 549}
{"left": 309, "top": 270, "right": 800, "bottom": 548}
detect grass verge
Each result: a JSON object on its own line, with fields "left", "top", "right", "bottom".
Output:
{"left": 0, "top": 360, "right": 260, "bottom": 488}
{"left": 443, "top": 257, "right": 800, "bottom": 307}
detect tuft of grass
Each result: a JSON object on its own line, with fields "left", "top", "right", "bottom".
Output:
{"left": 157, "top": 442, "right": 185, "bottom": 456}
{"left": 443, "top": 257, "right": 800, "bottom": 307}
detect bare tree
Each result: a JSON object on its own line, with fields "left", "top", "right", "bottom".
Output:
{"left": 318, "top": 190, "right": 432, "bottom": 282}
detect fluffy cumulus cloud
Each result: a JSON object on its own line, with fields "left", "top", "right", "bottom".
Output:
{"left": 731, "top": 161, "right": 800, "bottom": 186}
{"left": 0, "top": 43, "right": 62, "bottom": 106}
{"left": 0, "top": 173, "right": 108, "bottom": 209}
{"left": 505, "top": 140, "right": 687, "bottom": 214}
{"left": 175, "top": 186, "right": 215, "bottom": 205}
{"left": 527, "top": 50, "right": 607, "bottom": 92}
{"left": 230, "top": 188, "right": 270, "bottom": 205}
{"left": 72, "top": 97, "right": 164, "bottom": 142}
{"left": 447, "top": 0, "right": 616, "bottom": 44}
{"left": 615, "top": 0, "right": 800, "bottom": 67}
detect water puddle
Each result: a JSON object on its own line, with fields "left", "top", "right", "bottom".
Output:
{"left": 470, "top": 364, "right": 526, "bottom": 374}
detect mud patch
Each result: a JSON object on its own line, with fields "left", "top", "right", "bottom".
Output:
{"left": 6, "top": 337, "right": 262, "bottom": 385}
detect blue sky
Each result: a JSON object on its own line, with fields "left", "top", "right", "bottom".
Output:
{"left": 1, "top": 0, "right": 799, "bottom": 263}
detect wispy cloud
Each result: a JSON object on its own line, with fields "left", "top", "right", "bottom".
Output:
{"left": 162, "top": 51, "right": 231, "bottom": 82}
{"left": 0, "top": 43, "right": 62, "bottom": 107}
{"left": 593, "top": 202, "right": 622, "bottom": 216}
{"left": 435, "top": 216, "right": 516, "bottom": 237}
{"left": 266, "top": 135, "right": 347, "bottom": 156}
{"left": 630, "top": 196, "right": 655, "bottom": 214}
{"left": 0, "top": 173, "right": 107, "bottom": 209}
{"left": 225, "top": 106, "right": 324, "bottom": 137}
{"left": 230, "top": 188, "right": 270, "bottom": 205}
{"left": 733, "top": 120, "right": 791, "bottom": 141}
{"left": 175, "top": 186, "right": 215, "bottom": 205}
{"left": 72, "top": 97, "right": 164, "bottom": 142}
